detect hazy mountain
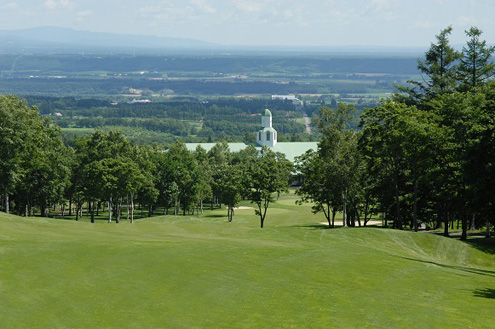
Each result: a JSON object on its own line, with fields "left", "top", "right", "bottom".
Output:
{"left": 0, "top": 26, "right": 427, "bottom": 56}
{"left": 0, "top": 26, "right": 217, "bottom": 53}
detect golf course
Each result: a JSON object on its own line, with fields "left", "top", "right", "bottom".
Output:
{"left": 1, "top": 193, "right": 494, "bottom": 328}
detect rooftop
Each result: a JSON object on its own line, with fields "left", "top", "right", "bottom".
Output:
{"left": 263, "top": 109, "right": 272, "bottom": 117}
{"left": 185, "top": 142, "right": 317, "bottom": 163}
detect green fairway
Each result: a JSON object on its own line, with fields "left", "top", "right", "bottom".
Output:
{"left": 1, "top": 195, "right": 494, "bottom": 328}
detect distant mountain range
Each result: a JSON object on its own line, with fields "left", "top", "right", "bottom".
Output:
{"left": 0, "top": 26, "right": 217, "bottom": 53}
{"left": 0, "top": 26, "right": 427, "bottom": 56}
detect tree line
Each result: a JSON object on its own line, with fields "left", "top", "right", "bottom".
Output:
{"left": 1, "top": 26, "right": 494, "bottom": 235}
{"left": 296, "top": 26, "right": 495, "bottom": 239}
{"left": 0, "top": 101, "right": 292, "bottom": 227}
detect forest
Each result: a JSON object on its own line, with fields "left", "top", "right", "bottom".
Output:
{"left": 0, "top": 26, "right": 494, "bottom": 236}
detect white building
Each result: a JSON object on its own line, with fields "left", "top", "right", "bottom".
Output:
{"left": 185, "top": 108, "right": 317, "bottom": 163}
{"left": 272, "top": 95, "right": 299, "bottom": 101}
{"left": 256, "top": 109, "right": 277, "bottom": 147}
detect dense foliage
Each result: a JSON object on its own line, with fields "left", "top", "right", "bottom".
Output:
{"left": 296, "top": 26, "right": 495, "bottom": 238}
{"left": 0, "top": 102, "right": 292, "bottom": 227}
{"left": 1, "top": 27, "right": 494, "bottom": 236}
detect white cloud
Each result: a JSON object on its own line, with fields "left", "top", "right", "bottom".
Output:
{"left": 77, "top": 10, "right": 91, "bottom": 21}
{"left": 1, "top": 2, "right": 19, "bottom": 10}
{"left": 413, "top": 20, "right": 434, "bottom": 29}
{"left": 365, "top": 0, "right": 400, "bottom": 21}
{"left": 190, "top": 0, "right": 216, "bottom": 13}
{"left": 368, "top": 0, "right": 399, "bottom": 11}
{"left": 458, "top": 15, "right": 477, "bottom": 26}
{"left": 44, "top": 0, "right": 77, "bottom": 10}
{"left": 138, "top": 2, "right": 191, "bottom": 24}
{"left": 232, "top": 0, "right": 263, "bottom": 12}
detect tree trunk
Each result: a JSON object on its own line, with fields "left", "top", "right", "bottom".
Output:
{"left": 413, "top": 180, "right": 418, "bottom": 232}
{"left": 228, "top": 205, "right": 233, "bottom": 222}
{"left": 108, "top": 199, "right": 112, "bottom": 223}
{"left": 131, "top": 194, "right": 135, "bottom": 224}
{"left": 342, "top": 190, "right": 347, "bottom": 227}
{"left": 90, "top": 199, "right": 95, "bottom": 223}
{"left": 5, "top": 193, "right": 9, "bottom": 214}
{"left": 322, "top": 204, "right": 331, "bottom": 227}
{"left": 363, "top": 197, "right": 370, "bottom": 227}
{"left": 444, "top": 213, "right": 449, "bottom": 237}
{"left": 68, "top": 197, "right": 72, "bottom": 216}
{"left": 461, "top": 216, "right": 468, "bottom": 241}
{"left": 115, "top": 200, "right": 121, "bottom": 223}
{"left": 127, "top": 195, "right": 130, "bottom": 221}
{"left": 40, "top": 203, "right": 46, "bottom": 218}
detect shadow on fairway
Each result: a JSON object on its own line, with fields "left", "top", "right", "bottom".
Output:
{"left": 397, "top": 256, "right": 495, "bottom": 278}
{"left": 204, "top": 214, "right": 227, "bottom": 218}
{"left": 473, "top": 288, "right": 495, "bottom": 299}
{"left": 465, "top": 238, "right": 495, "bottom": 255}
{"left": 294, "top": 224, "right": 333, "bottom": 230}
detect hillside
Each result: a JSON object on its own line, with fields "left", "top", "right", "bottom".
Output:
{"left": 0, "top": 195, "right": 494, "bottom": 328}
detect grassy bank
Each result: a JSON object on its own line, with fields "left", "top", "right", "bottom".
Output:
{"left": 0, "top": 194, "right": 494, "bottom": 328}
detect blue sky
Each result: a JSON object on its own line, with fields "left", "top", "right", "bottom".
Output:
{"left": 0, "top": 0, "right": 494, "bottom": 46}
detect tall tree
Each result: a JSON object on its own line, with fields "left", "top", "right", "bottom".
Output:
{"left": 466, "top": 82, "right": 495, "bottom": 232}
{"left": 242, "top": 146, "right": 292, "bottom": 228}
{"left": 0, "top": 95, "right": 70, "bottom": 216}
{"left": 0, "top": 96, "right": 39, "bottom": 213}
{"left": 295, "top": 150, "right": 341, "bottom": 227}
{"left": 396, "top": 26, "right": 460, "bottom": 105}
{"left": 457, "top": 27, "right": 495, "bottom": 91}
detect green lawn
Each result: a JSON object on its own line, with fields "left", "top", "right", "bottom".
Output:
{"left": 1, "top": 194, "right": 494, "bottom": 328}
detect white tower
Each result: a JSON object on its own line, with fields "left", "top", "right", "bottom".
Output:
{"left": 256, "top": 109, "right": 277, "bottom": 147}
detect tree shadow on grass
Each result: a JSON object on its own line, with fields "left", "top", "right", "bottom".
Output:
{"left": 465, "top": 238, "right": 495, "bottom": 255}
{"left": 397, "top": 255, "right": 495, "bottom": 278}
{"left": 294, "top": 224, "right": 347, "bottom": 230}
{"left": 204, "top": 214, "right": 227, "bottom": 218}
{"left": 473, "top": 288, "right": 495, "bottom": 299}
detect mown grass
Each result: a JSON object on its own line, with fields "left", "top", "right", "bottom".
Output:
{"left": 1, "top": 194, "right": 494, "bottom": 328}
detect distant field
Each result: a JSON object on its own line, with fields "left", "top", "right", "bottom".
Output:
{"left": 1, "top": 193, "right": 494, "bottom": 328}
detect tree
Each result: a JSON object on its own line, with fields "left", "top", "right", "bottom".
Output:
{"left": 73, "top": 131, "right": 145, "bottom": 223}
{"left": 466, "top": 82, "right": 495, "bottom": 233}
{"left": 295, "top": 150, "right": 341, "bottom": 227}
{"left": 167, "top": 142, "right": 198, "bottom": 215}
{"left": 457, "top": 27, "right": 495, "bottom": 91}
{"left": 0, "top": 96, "right": 39, "bottom": 213}
{"left": 17, "top": 117, "right": 71, "bottom": 217}
{"left": 396, "top": 26, "right": 460, "bottom": 105}
{"left": 208, "top": 141, "right": 231, "bottom": 209}
{"left": 0, "top": 95, "right": 70, "bottom": 216}
{"left": 215, "top": 163, "right": 243, "bottom": 221}
{"left": 360, "top": 101, "right": 409, "bottom": 229}
{"left": 243, "top": 146, "right": 292, "bottom": 228}
{"left": 303, "top": 104, "right": 362, "bottom": 227}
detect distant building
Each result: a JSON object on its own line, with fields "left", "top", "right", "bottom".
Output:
{"left": 272, "top": 95, "right": 299, "bottom": 101}
{"left": 185, "top": 108, "right": 317, "bottom": 163}
{"left": 257, "top": 109, "right": 277, "bottom": 147}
